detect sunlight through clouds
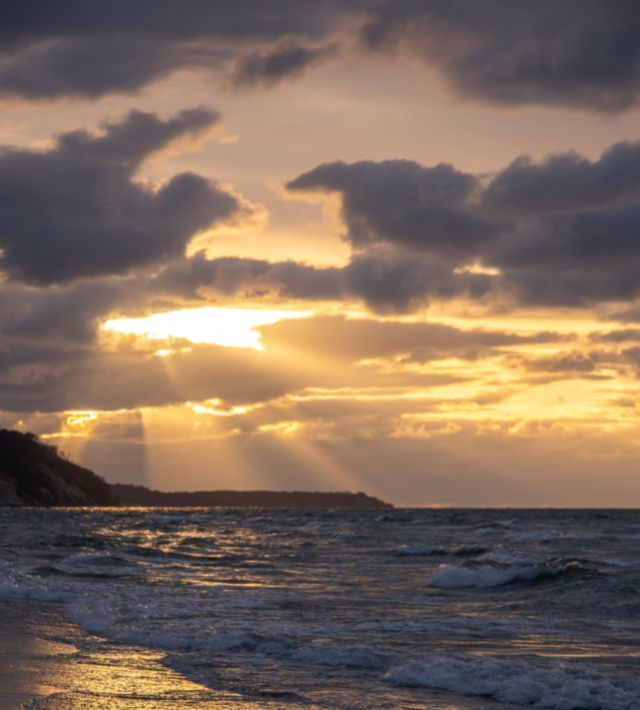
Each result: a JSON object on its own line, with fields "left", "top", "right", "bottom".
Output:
{"left": 103, "top": 306, "right": 311, "bottom": 350}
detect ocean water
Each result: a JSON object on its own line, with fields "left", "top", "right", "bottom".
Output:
{"left": 1, "top": 507, "right": 639, "bottom": 709}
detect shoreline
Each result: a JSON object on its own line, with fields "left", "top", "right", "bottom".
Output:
{"left": 0, "top": 600, "right": 514, "bottom": 709}
{"left": 0, "top": 601, "right": 255, "bottom": 708}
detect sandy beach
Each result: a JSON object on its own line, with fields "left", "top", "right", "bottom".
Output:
{"left": 0, "top": 602, "right": 72, "bottom": 708}
{"left": 0, "top": 601, "right": 255, "bottom": 709}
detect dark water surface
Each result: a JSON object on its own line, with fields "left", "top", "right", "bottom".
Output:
{"left": 1, "top": 508, "right": 639, "bottom": 708}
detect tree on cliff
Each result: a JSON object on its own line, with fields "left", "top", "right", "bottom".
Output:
{"left": 0, "top": 429, "right": 116, "bottom": 506}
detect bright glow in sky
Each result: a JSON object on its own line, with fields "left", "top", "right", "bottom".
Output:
{"left": 104, "top": 307, "right": 311, "bottom": 350}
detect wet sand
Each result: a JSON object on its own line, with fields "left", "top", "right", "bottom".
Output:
{"left": 0, "top": 601, "right": 253, "bottom": 708}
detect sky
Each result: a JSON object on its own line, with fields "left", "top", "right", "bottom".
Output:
{"left": 2, "top": 1, "right": 640, "bottom": 506}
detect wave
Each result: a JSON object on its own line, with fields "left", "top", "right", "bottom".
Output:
{"left": 62, "top": 551, "right": 131, "bottom": 567}
{"left": 1, "top": 508, "right": 637, "bottom": 709}
{"left": 428, "top": 558, "right": 586, "bottom": 589}
{"left": 479, "top": 546, "right": 548, "bottom": 565}
{"left": 507, "top": 528, "right": 605, "bottom": 544}
{"left": 386, "top": 654, "right": 640, "bottom": 709}
{"left": 292, "top": 642, "right": 387, "bottom": 669}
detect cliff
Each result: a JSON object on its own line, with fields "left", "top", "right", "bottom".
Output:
{"left": 0, "top": 429, "right": 116, "bottom": 506}
{"left": 112, "top": 484, "right": 393, "bottom": 509}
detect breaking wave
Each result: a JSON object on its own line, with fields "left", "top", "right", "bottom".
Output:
{"left": 428, "top": 558, "right": 587, "bottom": 588}
{"left": 386, "top": 654, "right": 640, "bottom": 709}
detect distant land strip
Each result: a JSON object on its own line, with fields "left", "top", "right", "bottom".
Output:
{"left": 0, "top": 429, "right": 392, "bottom": 509}
{"left": 112, "top": 484, "right": 392, "bottom": 509}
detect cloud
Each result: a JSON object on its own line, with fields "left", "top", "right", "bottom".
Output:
{"left": 150, "top": 248, "right": 493, "bottom": 314}
{"left": 232, "top": 41, "right": 337, "bottom": 87}
{"left": 152, "top": 253, "right": 343, "bottom": 301}
{"left": 0, "top": 310, "right": 536, "bottom": 413}
{"left": 514, "top": 351, "right": 602, "bottom": 375}
{"left": 482, "top": 142, "right": 640, "bottom": 213}
{"left": 0, "top": 2, "right": 355, "bottom": 99}
{"left": 287, "top": 160, "right": 495, "bottom": 256}
{"left": 361, "top": 0, "right": 640, "bottom": 112}
{"left": 0, "top": 108, "right": 245, "bottom": 285}
{"left": 0, "top": 38, "right": 200, "bottom": 100}
{"left": 591, "top": 329, "right": 640, "bottom": 343}
{"left": 0, "top": 282, "right": 123, "bottom": 343}
{"left": 2, "top": 3, "right": 640, "bottom": 112}
{"left": 0, "top": 337, "right": 452, "bottom": 414}
{"left": 608, "top": 303, "right": 640, "bottom": 323}
{"left": 287, "top": 141, "right": 640, "bottom": 308}
{"left": 342, "top": 247, "right": 491, "bottom": 313}
{"left": 259, "top": 315, "right": 556, "bottom": 363}
{"left": 0, "top": 342, "right": 296, "bottom": 413}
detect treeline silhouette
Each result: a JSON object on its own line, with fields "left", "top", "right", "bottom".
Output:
{"left": 0, "top": 429, "right": 116, "bottom": 505}
{"left": 0, "top": 429, "right": 392, "bottom": 509}
{"left": 112, "top": 484, "right": 392, "bottom": 509}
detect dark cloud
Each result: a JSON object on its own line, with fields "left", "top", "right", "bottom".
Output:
{"left": 0, "top": 39, "right": 201, "bottom": 100}
{"left": 590, "top": 329, "right": 640, "bottom": 343}
{"left": 0, "top": 1, "right": 355, "bottom": 99}
{"left": 287, "top": 141, "right": 640, "bottom": 308}
{"left": 483, "top": 142, "right": 640, "bottom": 214}
{"left": 342, "top": 248, "right": 491, "bottom": 313}
{"left": 232, "top": 42, "right": 337, "bottom": 88}
{"left": 0, "top": 1, "right": 345, "bottom": 42}
{"left": 287, "top": 160, "right": 494, "bottom": 256}
{"left": 515, "top": 351, "right": 602, "bottom": 374}
{"left": 0, "top": 108, "right": 244, "bottom": 285}
{"left": 0, "top": 282, "right": 122, "bottom": 343}
{"left": 0, "top": 340, "right": 80, "bottom": 377}
{"left": 149, "top": 249, "right": 492, "bottom": 314}
{"left": 361, "top": 0, "right": 640, "bottom": 112}
{"left": 2, "top": 2, "right": 639, "bottom": 110}
{"left": 492, "top": 206, "right": 640, "bottom": 270}
{"left": 153, "top": 253, "right": 343, "bottom": 301}
{"left": 499, "top": 266, "right": 640, "bottom": 308}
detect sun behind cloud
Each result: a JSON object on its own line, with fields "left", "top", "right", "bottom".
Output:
{"left": 103, "top": 306, "right": 311, "bottom": 350}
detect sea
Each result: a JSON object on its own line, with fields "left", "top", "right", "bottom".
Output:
{"left": 1, "top": 507, "right": 639, "bottom": 709}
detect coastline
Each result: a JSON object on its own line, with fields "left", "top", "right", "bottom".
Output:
{"left": 0, "top": 601, "right": 253, "bottom": 708}
{"left": 0, "top": 600, "right": 515, "bottom": 709}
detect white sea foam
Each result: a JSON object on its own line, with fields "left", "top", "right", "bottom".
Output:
{"left": 386, "top": 654, "right": 640, "bottom": 709}
{"left": 428, "top": 560, "right": 580, "bottom": 588}
{"left": 64, "top": 595, "right": 276, "bottom": 653}
{"left": 0, "top": 581, "right": 68, "bottom": 604}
